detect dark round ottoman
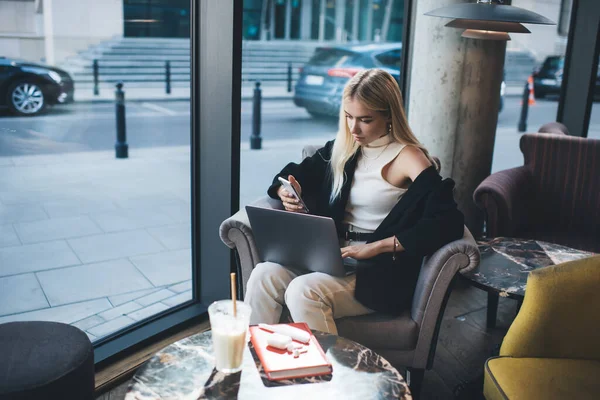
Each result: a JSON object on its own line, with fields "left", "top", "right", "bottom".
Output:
{"left": 0, "top": 321, "right": 94, "bottom": 400}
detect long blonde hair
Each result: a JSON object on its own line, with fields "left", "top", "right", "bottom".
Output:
{"left": 329, "top": 69, "right": 437, "bottom": 204}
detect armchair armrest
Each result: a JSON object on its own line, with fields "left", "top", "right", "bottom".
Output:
{"left": 411, "top": 226, "right": 480, "bottom": 369}
{"left": 219, "top": 196, "right": 283, "bottom": 297}
{"left": 473, "top": 166, "right": 533, "bottom": 237}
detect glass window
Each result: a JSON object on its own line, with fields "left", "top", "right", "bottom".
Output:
{"left": 124, "top": 0, "right": 190, "bottom": 38}
{"left": 238, "top": 0, "right": 405, "bottom": 217}
{"left": 0, "top": 0, "right": 193, "bottom": 344}
{"left": 492, "top": 3, "right": 570, "bottom": 173}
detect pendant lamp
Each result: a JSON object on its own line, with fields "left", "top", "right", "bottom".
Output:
{"left": 425, "top": 0, "right": 556, "bottom": 41}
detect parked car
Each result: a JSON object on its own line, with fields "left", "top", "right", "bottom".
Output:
{"left": 294, "top": 43, "right": 505, "bottom": 117}
{"left": 532, "top": 55, "right": 564, "bottom": 99}
{"left": 294, "top": 43, "right": 402, "bottom": 118}
{"left": 0, "top": 56, "right": 74, "bottom": 116}
{"left": 532, "top": 55, "right": 600, "bottom": 99}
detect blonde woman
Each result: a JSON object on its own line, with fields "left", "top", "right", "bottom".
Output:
{"left": 245, "top": 69, "right": 464, "bottom": 334}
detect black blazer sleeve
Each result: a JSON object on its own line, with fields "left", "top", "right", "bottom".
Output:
{"left": 267, "top": 140, "right": 334, "bottom": 200}
{"left": 394, "top": 178, "right": 465, "bottom": 258}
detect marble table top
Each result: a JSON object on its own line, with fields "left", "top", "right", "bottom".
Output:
{"left": 125, "top": 329, "right": 412, "bottom": 400}
{"left": 461, "top": 237, "right": 594, "bottom": 298}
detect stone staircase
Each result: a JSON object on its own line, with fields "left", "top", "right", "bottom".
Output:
{"left": 59, "top": 38, "right": 321, "bottom": 89}
{"left": 59, "top": 37, "right": 537, "bottom": 90}
{"left": 505, "top": 48, "right": 537, "bottom": 84}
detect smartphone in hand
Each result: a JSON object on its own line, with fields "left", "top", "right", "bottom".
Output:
{"left": 278, "top": 177, "right": 309, "bottom": 213}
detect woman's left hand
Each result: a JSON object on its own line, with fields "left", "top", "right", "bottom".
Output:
{"left": 340, "top": 243, "right": 380, "bottom": 260}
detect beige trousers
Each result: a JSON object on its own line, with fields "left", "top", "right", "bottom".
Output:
{"left": 245, "top": 236, "right": 375, "bottom": 334}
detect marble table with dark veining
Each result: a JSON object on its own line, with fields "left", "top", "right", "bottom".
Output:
{"left": 461, "top": 237, "right": 594, "bottom": 329}
{"left": 125, "top": 329, "right": 412, "bottom": 400}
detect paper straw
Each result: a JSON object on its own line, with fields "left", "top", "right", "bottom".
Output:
{"left": 230, "top": 272, "right": 237, "bottom": 317}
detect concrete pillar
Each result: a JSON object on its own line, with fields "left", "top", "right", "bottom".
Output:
{"left": 42, "top": 0, "right": 55, "bottom": 65}
{"left": 407, "top": 0, "right": 506, "bottom": 237}
{"left": 285, "top": 0, "right": 292, "bottom": 39}
{"left": 352, "top": 0, "right": 360, "bottom": 41}
{"left": 366, "top": 0, "right": 374, "bottom": 41}
{"left": 300, "top": 0, "right": 313, "bottom": 40}
{"left": 319, "top": 0, "right": 325, "bottom": 41}
{"left": 382, "top": 0, "right": 393, "bottom": 42}
{"left": 270, "top": 0, "right": 275, "bottom": 40}
{"left": 335, "top": 0, "right": 345, "bottom": 42}
{"left": 260, "top": 0, "right": 269, "bottom": 40}
{"left": 452, "top": 40, "right": 506, "bottom": 235}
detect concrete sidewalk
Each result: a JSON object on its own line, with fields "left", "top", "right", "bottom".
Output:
{"left": 0, "top": 136, "right": 331, "bottom": 342}
{"left": 72, "top": 82, "right": 525, "bottom": 103}
{"left": 73, "top": 82, "right": 294, "bottom": 103}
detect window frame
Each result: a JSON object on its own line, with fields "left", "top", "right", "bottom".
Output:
{"left": 93, "top": 0, "right": 243, "bottom": 367}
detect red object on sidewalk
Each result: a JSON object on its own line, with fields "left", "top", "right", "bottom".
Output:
{"left": 527, "top": 75, "right": 536, "bottom": 106}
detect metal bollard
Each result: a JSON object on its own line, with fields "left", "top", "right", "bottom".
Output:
{"left": 93, "top": 59, "right": 99, "bottom": 96}
{"left": 250, "top": 81, "right": 262, "bottom": 150}
{"left": 115, "top": 82, "right": 129, "bottom": 158}
{"left": 287, "top": 62, "right": 292, "bottom": 93}
{"left": 165, "top": 60, "right": 171, "bottom": 94}
{"left": 517, "top": 82, "right": 529, "bottom": 132}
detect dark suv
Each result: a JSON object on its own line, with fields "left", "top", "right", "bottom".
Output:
{"left": 293, "top": 43, "right": 401, "bottom": 118}
{"left": 0, "top": 56, "right": 74, "bottom": 116}
{"left": 532, "top": 56, "right": 564, "bottom": 99}
{"left": 533, "top": 55, "right": 600, "bottom": 99}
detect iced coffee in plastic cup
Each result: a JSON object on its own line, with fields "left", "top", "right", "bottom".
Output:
{"left": 208, "top": 300, "right": 252, "bottom": 373}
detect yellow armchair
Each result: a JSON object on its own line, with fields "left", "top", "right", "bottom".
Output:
{"left": 483, "top": 255, "right": 600, "bottom": 400}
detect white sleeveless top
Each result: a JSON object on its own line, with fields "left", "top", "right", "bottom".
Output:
{"left": 344, "top": 134, "right": 408, "bottom": 232}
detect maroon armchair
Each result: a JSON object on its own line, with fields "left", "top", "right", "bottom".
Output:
{"left": 473, "top": 131, "right": 600, "bottom": 253}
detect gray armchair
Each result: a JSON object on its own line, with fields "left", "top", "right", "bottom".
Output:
{"left": 219, "top": 146, "right": 480, "bottom": 397}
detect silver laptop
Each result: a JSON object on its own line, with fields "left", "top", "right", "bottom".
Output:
{"left": 246, "top": 205, "right": 373, "bottom": 277}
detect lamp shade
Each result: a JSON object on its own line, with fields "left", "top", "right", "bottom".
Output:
{"left": 425, "top": 1, "right": 555, "bottom": 41}
{"left": 445, "top": 19, "right": 530, "bottom": 33}
{"left": 425, "top": 2, "right": 555, "bottom": 26}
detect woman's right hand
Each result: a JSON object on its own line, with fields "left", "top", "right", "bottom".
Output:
{"left": 277, "top": 175, "right": 305, "bottom": 213}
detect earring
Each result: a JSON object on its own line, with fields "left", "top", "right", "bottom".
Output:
{"left": 388, "top": 124, "right": 392, "bottom": 134}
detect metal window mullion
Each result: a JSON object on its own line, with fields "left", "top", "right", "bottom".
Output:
{"left": 193, "top": 0, "right": 241, "bottom": 304}
{"left": 557, "top": 0, "right": 600, "bottom": 138}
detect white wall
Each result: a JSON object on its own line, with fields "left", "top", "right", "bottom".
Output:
{"left": 0, "top": 0, "right": 123, "bottom": 64}
{"left": 0, "top": 0, "right": 38, "bottom": 34}
{"left": 44, "top": 0, "right": 123, "bottom": 64}
{"left": 510, "top": 0, "right": 566, "bottom": 61}
{"left": 0, "top": 0, "right": 45, "bottom": 60}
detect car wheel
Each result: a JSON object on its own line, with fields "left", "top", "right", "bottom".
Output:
{"left": 7, "top": 80, "right": 47, "bottom": 116}
{"left": 534, "top": 90, "right": 546, "bottom": 100}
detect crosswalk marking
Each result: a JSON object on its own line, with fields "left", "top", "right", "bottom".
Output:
{"left": 140, "top": 102, "right": 178, "bottom": 115}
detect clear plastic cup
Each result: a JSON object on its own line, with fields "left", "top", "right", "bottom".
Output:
{"left": 208, "top": 300, "right": 252, "bottom": 373}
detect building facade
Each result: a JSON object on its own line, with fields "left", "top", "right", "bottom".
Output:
{"left": 0, "top": 0, "right": 572, "bottom": 66}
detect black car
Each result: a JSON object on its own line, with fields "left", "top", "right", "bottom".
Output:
{"left": 533, "top": 55, "right": 600, "bottom": 99}
{"left": 0, "top": 56, "right": 74, "bottom": 116}
{"left": 532, "top": 56, "right": 564, "bottom": 99}
{"left": 294, "top": 43, "right": 402, "bottom": 118}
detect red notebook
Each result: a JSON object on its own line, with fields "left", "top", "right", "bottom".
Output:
{"left": 249, "top": 322, "right": 333, "bottom": 381}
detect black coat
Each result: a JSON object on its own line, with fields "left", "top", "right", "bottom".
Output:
{"left": 267, "top": 140, "right": 464, "bottom": 315}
